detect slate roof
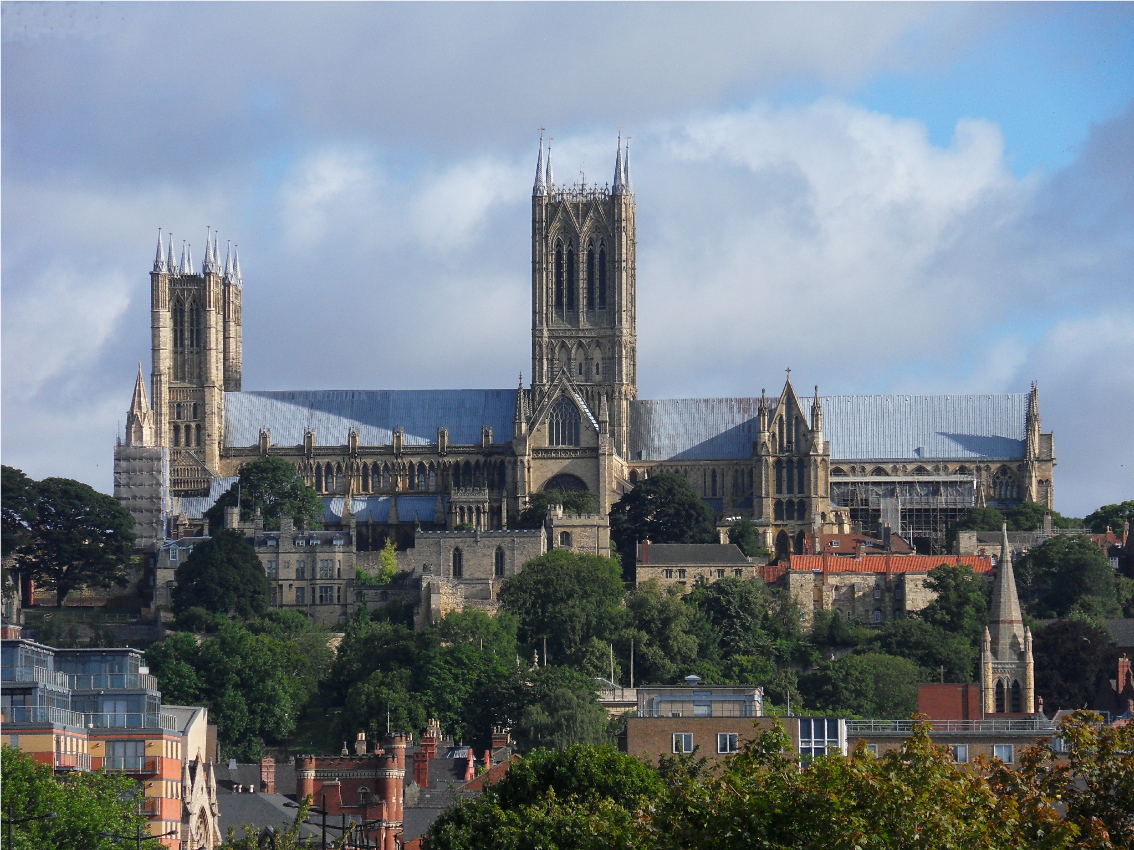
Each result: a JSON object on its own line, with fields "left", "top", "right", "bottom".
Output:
{"left": 629, "top": 394, "right": 1028, "bottom": 462}
{"left": 638, "top": 543, "right": 750, "bottom": 565}
{"left": 225, "top": 390, "right": 517, "bottom": 448}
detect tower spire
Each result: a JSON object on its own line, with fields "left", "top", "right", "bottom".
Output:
{"left": 533, "top": 134, "right": 547, "bottom": 197}
{"left": 612, "top": 133, "right": 624, "bottom": 195}
{"left": 811, "top": 384, "right": 824, "bottom": 436}
{"left": 153, "top": 229, "right": 166, "bottom": 273}
{"left": 545, "top": 140, "right": 555, "bottom": 192}
{"left": 125, "top": 362, "right": 154, "bottom": 447}
{"left": 203, "top": 228, "right": 213, "bottom": 273}
{"left": 166, "top": 233, "right": 176, "bottom": 274}
{"left": 989, "top": 522, "right": 1024, "bottom": 656}
{"left": 223, "top": 240, "right": 233, "bottom": 278}
{"left": 232, "top": 245, "right": 242, "bottom": 284}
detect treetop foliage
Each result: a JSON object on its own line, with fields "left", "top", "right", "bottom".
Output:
{"left": 1084, "top": 500, "right": 1134, "bottom": 534}
{"left": 609, "top": 472, "right": 717, "bottom": 564}
{"left": 515, "top": 489, "right": 598, "bottom": 529}
{"left": 425, "top": 713, "right": 1134, "bottom": 850}
{"left": 172, "top": 528, "right": 271, "bottom": 620}
{"left": 2, "top": 467, "right": 137, "bottom": 606}
{"left": 1019, "top": 534, "right": 1119, "bottom": 618}
{"left": 204, "top": 456, "right": 324, "bottom": 533}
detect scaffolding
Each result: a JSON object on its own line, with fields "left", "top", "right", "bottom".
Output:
{"left": 829, "top": 476, "right": 977, "bottom": 555}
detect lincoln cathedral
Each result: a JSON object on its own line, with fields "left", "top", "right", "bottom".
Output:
{"left": 115, "top": 135, "right": 1056, "bottom": 570}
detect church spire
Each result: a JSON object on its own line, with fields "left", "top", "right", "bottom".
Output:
{"left": 533, "top": 136, "right": 547, "bottom": 197}
{"left": 153, "top": 229, "right": 166, "bottom": 273}
{"left": 231, "top": 245, "right": 242, "bottom": 284}
{"left": 514, "top": 374, "right": 527, "bottom": 436}
{"left": 166, "top": 233, "right": 176, "bottom": 274}
{"left": 223, "top": 240, "right": 233, "bottom": 279}
{"left": 545, "top": 141, "right": 554, "bottom": 192}
{"left": 623, "top": 136, "right": 632, "bottom": 194}
{"left": 989, "top": 522, "right": 1024, "bottom": 656}
{"left": 612, "top": 134, "right": 624, "bottom": 195}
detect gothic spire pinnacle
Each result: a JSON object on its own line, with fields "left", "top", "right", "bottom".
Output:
{"left": 545, "top": 140, "right": 555, "bottom": 192}
{"left": 211, "top": 230, "right": 221, "bottom": 272}
{"left": 612, "top": 133, "right": 624, "bottom": 195}
{"left": 166, "top": 233, "right": 176, "bottom": 274}
{"left": 533, "top": 135, "right": 547, "bottom": 196}
{"left": 232, "top": 245, "right": 242, "bottom": 284}
{"left": 130, "top": 361, "right": 150, "bottom": 414}
{"left": 623, "top": 136, "right": 632, "bottom": 193}
{"left": 811, "top": 384, "right": 824, "bottom": 434}
{"left": 203, "top": 228, "right": 213, "bottom": 273}
{"left": 988, "top": 521, "right": 1025, "bottom": 657}
{"left": 224, "top": 240, "right": 233, "bottom": 278}
{"left": 153, "top": 229, "right": 166, "bottom": 272}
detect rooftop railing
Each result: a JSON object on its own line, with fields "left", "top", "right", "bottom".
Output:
{"left": 68, "top": 673, "right": 159, "bottom": 691}
{"left": 102, "top": 755, "right": 161, "bottom": 774}
{"left": 6, "top": 666, "right": 70, "bottom": 688}
{"left": 846, "top": 719, "right": 1058, "bottom": 734}
{"left": 638, "top": 705, "right": 761, "bottom": 719}
{"left": 54, "top": 751, "right": 92, "bottom": 771}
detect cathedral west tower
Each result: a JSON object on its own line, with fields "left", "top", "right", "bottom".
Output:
{"left": 530, "top": 136, "right": 637, "bottom": 458}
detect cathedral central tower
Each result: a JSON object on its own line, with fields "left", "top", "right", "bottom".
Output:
{"left": 530, "top": 136, "right": 637, "bottom": 458}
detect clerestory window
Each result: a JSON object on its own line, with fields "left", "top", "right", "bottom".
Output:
{"left": 548, "top": 397, "right": 581, "bottom": 446}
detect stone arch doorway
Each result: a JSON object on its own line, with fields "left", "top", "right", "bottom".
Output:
{"left": 775, "top": 530, "right": 791, "bottom": 561}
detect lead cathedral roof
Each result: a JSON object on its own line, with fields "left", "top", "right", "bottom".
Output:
{"left": 224, "top": 390, "right": 1028, "bottom": 463}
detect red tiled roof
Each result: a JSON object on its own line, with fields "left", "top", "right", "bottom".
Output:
{"left": 788, "top": 554, "right": 993, "bottom": 574}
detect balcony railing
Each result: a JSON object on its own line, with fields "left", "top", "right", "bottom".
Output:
{"left": 846, "top": 719, "right": 1058, "bottom": 734}
{"left": 1, "top": 705, "right": 84, "bottom": 727}
{"left": 54, "top": 751, "right": 92, "bottom": 771}
{"left": 83, "top": 712, "right": 180, "bottom": 732}
{"left": 103, "top": 755, "right": 161, "bottom": 774}
{"left": 638, "top": 705, "right": 760, "bottom": 718}
{"left": 68, "top": 673, "right": 159, "bottom": 691}
{"left": 6, "top": 666, "right": 70, "bottom": 688}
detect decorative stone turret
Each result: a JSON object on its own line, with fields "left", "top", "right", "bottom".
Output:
{"left": 981, "top": 523, "right": 1035, "bottom": 714}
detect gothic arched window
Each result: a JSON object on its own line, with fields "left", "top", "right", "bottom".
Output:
{"left": 775, "top": 460, "right": 784, "bottom": 495}
{"left": 598, "top": 245, "right": 608, "bottom": 308}
{"left": 315, "top": 465, "right": 324, "bottom": 493}
{"left": 586, "top": 244, "right": 595, "bottom": 309}
{"left": 362, "top": 465, "right": 370, "bottom": 492}
{"left": 566, "top": 247, "right": 576, "bottom": 309}
{"left": 188, "top": 301, "right": 202, "bottom": 348}
{"left": 1010, "top": 680, "right": 1021, "bottom": 713}
{"left": 559, "top": 531, "right": 572, "bottom": 548}
{"left": 554, "top": 241, "right": 564, "bottom": 309}
{"left": 995, "top": 680, "right": 1006, "bottom": 713}
{"left": 172, "top": 424, "right": 181, "bottom": 447}
{"left": 785, "top": 500, "right": 796, "bottom": 521}
{"left": 786, "top": 460, "right": 795, "bottom": 495}
{"left": 710, "top": 469, "right": 718, "bottom": 498}
{"left": 798, "top": 461, "right": 806, "bottom": 494}
{"left": 774, "top": 500, "right": 784, "bottom": 521}
{"left": 196, "top": 424, "right": 203, "bottom": 447}
{"left": 494, "top": 547, "right": 505, "bottom": 577}
{"left": 548, "top": 397, "right": 581, "bottom": 447}
{"left": 452, "top": 548, "right": 463, "bottom": 578}
{"left": 173, "top": 301, "right": 186, "bottom": 350}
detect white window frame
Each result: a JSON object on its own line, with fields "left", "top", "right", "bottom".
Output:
{"left": 672, "top": 733, "right": 693, "bottom": 754}
{"left": 717, "top": 732, "right": 739, "bottom": 754}
{"left": 993, "top": 744, "right": 1013, "bottom": 764}
{"left": 951, "top": 744, "right": 969, "bottom": 763}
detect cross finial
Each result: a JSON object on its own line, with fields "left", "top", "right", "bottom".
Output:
{"left": 785, "top": 367, "right": 791, "bottom": 378}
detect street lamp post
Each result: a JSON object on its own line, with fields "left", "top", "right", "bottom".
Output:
{"left": 4, "top": 803, "right": 57, "bottom": 850}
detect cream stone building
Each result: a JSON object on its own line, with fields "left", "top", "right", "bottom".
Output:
{"left": 114, "top": 136, "right": 1056, "bottom": 579}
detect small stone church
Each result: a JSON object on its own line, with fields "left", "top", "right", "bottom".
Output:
{"left": 115, "top": 135, "right": 1056, "bottom": 621}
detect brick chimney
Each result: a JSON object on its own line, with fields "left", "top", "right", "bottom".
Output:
{"left": 1119, "top": 654, "right": 1132, "bottom": 693}
{"left": 463, "top": 748, "right": 475, "bottom": 782}
{"left": 260, "top": 757, "right": 276, "bottom": 794}
{"left": 483, "top": 748, "right": 492, "bottom": 771}
{"left": 421, "top": 719, "right": 440, "bottom": 759}
{"left": 355, "top": 732, "right": 367, "bottom": 756}
{"left": 412, "top": 751, "right": 430, "bottom": 789}
{"left": 490, "top": 727, "right": 509, "bottom": 750}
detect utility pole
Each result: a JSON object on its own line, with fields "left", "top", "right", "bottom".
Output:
{"left": 630, "top": 639, "right": 634, "bottom": 689}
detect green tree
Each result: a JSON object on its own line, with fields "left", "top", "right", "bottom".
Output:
{"left": 727, "top": 518, "right": 767, "bottom": 558}
{"left": 425, "top": 744, "right": 662, "bottom": 850}
{"left": 609, "top": 473, "right": 716, "bottom": 566}
{"left": 172, "top": 528, "right": 271, "bottom": 619}
{"left": 916, "top": 562, "right": 990, "bottom": 645}
{"left": 12, "top": 476, "right": 136, "bottom": 606}
{"left": 863, "top": 618, "right": 978, "bottom": 683}
{"left": 1020, "top": 535, "right": 1119, "bottom": 617}
{"left": 378, "top": 537, "right": 398, "bottom": 582}
{"left": 617, "top": 581, "right": 701, "bottom": 686}
{"left": 498, "top": 550, "right": 624, "bottom": 665}
{"left": 686, "top": 577, "right": 778, "bottom": 660}
{"left": 515, "top": 489, "right": 598, "bottom": 529}
{"left": 1, "top": 465, "right": 37, "bottom": 558}
{"left": 1004, "top": 501, "right": 1079, "bottom": 531}
{"left": 1, "top": 745, "right": 160, "bottom": 850}
{"left": 204, "top": 456, "right": 324, "bottom": 533}
{"left": 800, "top": 652, "right": 925, "bottom": 718}
{"left": 1031, "top": 619, "right": 1117, "bottom": 711}
{"left": 1084, "top": 500, "right": 1134, "bottom": 534}
{"left": 147, "top": 618, "right": 329, "bottom": 760}
{"left": 810, "top": 610, "right": 870, "bottom": 648}
{"left": 946, "top": 506, "right": 1004, "bottom": 549}
{"left": 513, "top": 666, "right": 612, "bottom": 751}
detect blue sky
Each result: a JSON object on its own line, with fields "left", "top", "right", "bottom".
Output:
{"left": 2, "top": 2, "right": 1132, "bottom": 516}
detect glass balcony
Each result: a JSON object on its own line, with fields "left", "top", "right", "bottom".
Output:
{"left": 67, "top": 673, "right": 159, "bottom": 691}
{"left": 1, "top": 705, "right": 84, "bottom": 727}
{"left": 83, "top": 712, "right": 179, "bottom": 731}
{"left": 5, "top": 666, "right": 70, "bottom": 687}
{"left": 102, "top": 755, "right": 161, "bottom": 774}
{"left": 54, "top": 751, "right": 92, "bottom": 771}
